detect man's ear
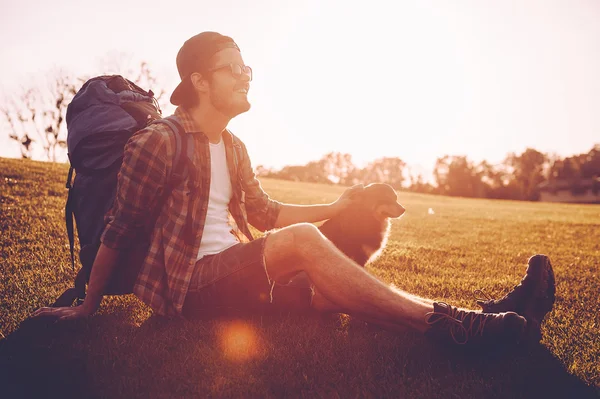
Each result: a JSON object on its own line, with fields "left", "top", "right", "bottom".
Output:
{"left": 190, "top": 72, "right": 209, "bottom": 94}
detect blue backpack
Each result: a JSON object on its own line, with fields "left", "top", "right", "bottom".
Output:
{"left": 53, "top": 75, "right": 192, "bottom": 307}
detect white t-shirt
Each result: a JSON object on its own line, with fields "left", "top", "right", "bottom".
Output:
{"left": 196, "top": 139, "right": 240, "bottom": 260}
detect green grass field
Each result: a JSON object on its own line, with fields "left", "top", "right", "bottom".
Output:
{"left": 1, "top": 157, "right": 598, "bottom": 398}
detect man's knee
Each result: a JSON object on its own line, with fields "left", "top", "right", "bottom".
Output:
{"left": 263, "top": 224, "right": 325, "bottom": 281}
{"left": 268, "top": 223, "right": 323, "bottom": 258}
{"left": 287, "top": 223, "right": 326, "bottom": 260}
{"left": 290, "top": 222, "right": 322, "bottom": 242}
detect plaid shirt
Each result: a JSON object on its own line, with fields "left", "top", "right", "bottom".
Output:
{"left": 101, "top": 107, "right": 281, "bottom": 316}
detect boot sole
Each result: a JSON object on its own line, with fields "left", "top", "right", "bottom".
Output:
{"left": 481, "top": 254, "right": 556, "bottom": 313}
{"left": 527, "top": 254, "right": 556, "bottom": 314}
{"left": 479, "top": 254, "right": 556, "bottom": 342}
{"left": 524, "top": 254, "right": 556, "bottom": 342}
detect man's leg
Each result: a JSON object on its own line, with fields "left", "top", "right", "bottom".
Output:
{"left": 264, "top": 224, "right": 435, "bottom": 332}
{"left": 264, "top": 223, "right": 563, "bottom": 345}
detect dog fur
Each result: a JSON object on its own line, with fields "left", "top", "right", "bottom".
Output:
{"left": 318, "top": 183, "right": 405, "bottom": 266}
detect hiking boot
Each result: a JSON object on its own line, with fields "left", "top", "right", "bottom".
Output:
{"left": 474, "top": 254, "right": 556, "bottom": 342}
{"left": 425, "top": 302, "right": 527, "bottom": 346}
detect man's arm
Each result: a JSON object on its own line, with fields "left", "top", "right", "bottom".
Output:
{"left": 31, "top": 244, "right": 121, "bottom": 319}
{"left": 32, "top": 127, "right": 172, "bottom": 320}
{"left": 78, "top": 244, "right": 120, "bottom": 313}
{"left": 273, "top": 183, "right": 364, "bottom": 228}
{"left": 273, "top": 203, "right": 341, "bottom": 228}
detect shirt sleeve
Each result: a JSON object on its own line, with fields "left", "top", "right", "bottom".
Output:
{"left": 236, "top": 139, "right": 281, "bottom": 232}
{"left": 101, "top": 127, "right": 173, "bottom": 249}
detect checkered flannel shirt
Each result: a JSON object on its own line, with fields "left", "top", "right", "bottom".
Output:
{"left": 101, "top": 107, "right": 281, "bottom": 316}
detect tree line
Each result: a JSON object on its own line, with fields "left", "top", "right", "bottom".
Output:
{"left": 257, "top": 145, "right": 600, "bottom": 201}
{"left": 2, "top": 63, "right": 598, "bottom": 202}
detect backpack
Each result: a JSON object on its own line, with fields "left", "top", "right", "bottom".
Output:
{"left": 52, "top": 75, "right": 193, "bottom": 307}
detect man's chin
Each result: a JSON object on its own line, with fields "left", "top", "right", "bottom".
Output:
{"left": 229, "top": 101, "right": 251, "bottom": 118}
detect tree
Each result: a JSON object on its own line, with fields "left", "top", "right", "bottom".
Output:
{"left": 433, "top": 155, "right": 483, "bottom": 197}
{"left": 1, "top": 99, "right": 34, "bottom": 159}
{"left": 320, "top": 152, "right": 356, "bottom": 185}
{"left": 506, "top": 148, "right": 547, "bottom": 200}
{"left": 98, "top": 52, "right": 168, "bottom": 110}
{"left": 255, "top": 165, "right": 275, "bottom": 177}
{"left": 579, "top": 144, "right": 600, "bottom": 179}
{"left": 407, "top": 173, "right": 434, "bottom": 194}
{"left": 475, "top": 160, "right": 520, "bottom": 199}
{"left": 360, "top": 157, "right": 406, "bottom": 189}
{"left": 275, "top": 161, "right": 330, "bottom": 184}
{"left": 1, "top": 69, "right": 79, "bottom": 162}
{"left": 2, "top": 57, "right": 168, "bottom": 163}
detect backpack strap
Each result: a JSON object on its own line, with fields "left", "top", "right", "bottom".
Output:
{"left": 152, "top": 116, "right": 196, "bottom": 244}
{"left": 154, "top": 116, "right": 197, "bottom": 245}
{"left": 156, "top": 115, "right": 193, "bottom": 189}
{"left": 65, "top": 166, "right": 76, "bottom": 270}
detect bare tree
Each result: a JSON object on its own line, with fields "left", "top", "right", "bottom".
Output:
{"left": 2, "top": 56, "right": 168, "bottom": 163}
{"left": 97, "top": 51, "right": 168, "bottom": 111}
{"left": 1, "top": 69, "right": 79, "bottom": 162}
{"left": 1, "top": 95, "right": 34, "bottom": 159}
{"left": 39, "top": 71, "right": 79, "bottom": 161}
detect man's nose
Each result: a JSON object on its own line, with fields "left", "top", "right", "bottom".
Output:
{"left": 239, "top": 71, "right": 251, "bottom": 82}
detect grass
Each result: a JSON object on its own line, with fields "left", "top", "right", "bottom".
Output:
{"left": 1, "top": 157, "right": 599, "bottom": 398}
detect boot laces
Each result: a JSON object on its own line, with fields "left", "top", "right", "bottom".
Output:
{"left": 425, "top": 302, "right": 491, "bottom": 345}
{"left": 473, "top": 289, "right": 493, "bottom": 303}
{"left": 473, "top": 276, "right": 527, "bottom": 305}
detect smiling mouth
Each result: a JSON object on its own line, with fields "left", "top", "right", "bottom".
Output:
{"left": 236, "top": 88, "right": 248, "bottom": 94}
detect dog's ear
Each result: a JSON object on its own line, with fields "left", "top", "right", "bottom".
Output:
{"left": 375, "top": 202, "right": 405, "bottom": 220}
{"left": 349, "top": 188, "right": 368, "bottom": 203}
{"left": 363, "top": 183, "right": 405, "bottom": 220}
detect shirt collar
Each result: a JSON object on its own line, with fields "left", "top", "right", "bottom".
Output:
{"left": 174, "top": 106, "right": 234, "bottom": 143}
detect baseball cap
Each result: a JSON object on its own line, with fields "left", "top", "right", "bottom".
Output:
{"left": 170, "top": 32, "right": 240, "bottom": 106}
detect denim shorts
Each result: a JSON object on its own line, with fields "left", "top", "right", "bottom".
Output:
{"left": 182, "top": 235, "right": 315, "bottom": 319}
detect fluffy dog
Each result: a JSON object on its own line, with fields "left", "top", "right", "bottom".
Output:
{"left": 270, "top": 183, "right": 405, "bottom": 313}
{"left": 319, "top": 183, "right": 405, "bottom": 266}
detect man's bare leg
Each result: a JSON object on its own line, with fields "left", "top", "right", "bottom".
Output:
{"left": 309, "top": 290, "right": 413, "bottom": 333}
{"left": 264, "top": 224, "right": 436, "bottom": 333}
{"left": 264, "top": 224, "right": 544, "bottom": 345}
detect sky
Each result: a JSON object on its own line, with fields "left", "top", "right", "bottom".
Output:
{"left": 1, "top": 0, "right": 599, "bottom": 179}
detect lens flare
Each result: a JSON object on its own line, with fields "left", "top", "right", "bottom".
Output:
{"left": 218, "top": 320, "right": 259, "bottom": 362}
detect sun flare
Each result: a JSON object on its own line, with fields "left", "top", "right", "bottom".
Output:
{"left": 218, "top": 320, "right": 260, "bottom": 362}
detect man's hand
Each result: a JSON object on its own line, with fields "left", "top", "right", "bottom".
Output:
{"left": 29, "top": 243, "right": 118, "bottom": 322}
{"left": 332, "top": 184, "right": 364, "bottom": 214}
{"left": 31, "top": 302, "right": 97, "bottom": 321}
{"left": 274, "top": 184, "right": 366, "bottom": 227}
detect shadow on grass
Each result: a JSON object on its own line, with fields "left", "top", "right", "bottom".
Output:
{"left": 1, "top": 312, "right": 597, "bottom": 399}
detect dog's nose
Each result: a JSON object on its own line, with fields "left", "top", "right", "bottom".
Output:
{"left": 397, "top": 204, "right": 406, "bottom": 217}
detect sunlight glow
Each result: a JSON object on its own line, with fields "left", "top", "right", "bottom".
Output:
{"left": 1, "top": 0, "right": 599, "bottom": 176}
{"left": 218, "top": 320, "right": 260, "bottom": 362}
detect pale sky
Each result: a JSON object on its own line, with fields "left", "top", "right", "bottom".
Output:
{"left": 1, "top": 0, "right": 599, "bottom": 179}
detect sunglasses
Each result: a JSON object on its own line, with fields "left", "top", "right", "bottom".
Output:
{"left": 207, "top": 63, "right": 253, "bottom": 81}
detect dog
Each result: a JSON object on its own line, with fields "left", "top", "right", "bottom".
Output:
{"left": 319, "top": 183, "right": 405, "bottom": 266}
{"left": 269, "top": 183, "right": 405, "bottom": 313}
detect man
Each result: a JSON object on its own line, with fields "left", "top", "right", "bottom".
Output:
{"left": 33, "top": 32, "right": 555, "bottom": 346}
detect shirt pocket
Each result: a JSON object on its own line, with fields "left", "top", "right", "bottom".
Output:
{"left": 164, "top": 183, "right": 191, "bottom": 225}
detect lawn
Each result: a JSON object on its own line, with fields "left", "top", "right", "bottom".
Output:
{"left": 1, "top": 157, "right": 598, "bottom": 398}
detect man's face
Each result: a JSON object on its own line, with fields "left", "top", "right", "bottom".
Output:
{"left": 205, "top": 48, "right": 251, "bottom": 118}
